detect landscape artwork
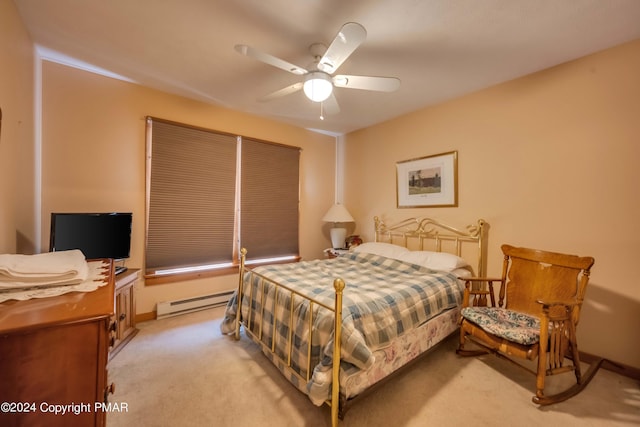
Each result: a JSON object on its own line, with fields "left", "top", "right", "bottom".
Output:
{"left": 396, "top": 151, "right": 458, "bottom": 208}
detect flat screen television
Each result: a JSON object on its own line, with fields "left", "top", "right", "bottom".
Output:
{"left": 49, "top": 212, "right": 132, "bottom": 261}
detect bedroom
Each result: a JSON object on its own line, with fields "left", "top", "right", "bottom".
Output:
{"left": 1, "top": 0, "right": 639, "bottom": 424}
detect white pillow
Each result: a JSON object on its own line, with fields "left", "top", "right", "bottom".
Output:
{"left": 396, "top": 251, "right": 432, "bottom": 267}
{"left": 352, "top": 242, "right": 409, "bottom": 260}
{"left": 397, "top": 251, "right": 469, "bottom": 272}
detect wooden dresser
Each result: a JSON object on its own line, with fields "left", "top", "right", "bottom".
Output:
{"left": 0, "top": 260, "right": 115, "bottom": 427}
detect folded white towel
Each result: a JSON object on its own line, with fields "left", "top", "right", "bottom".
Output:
{"left": 0, "top": 250, "right": 89, "bottom": 288}
{"left": 0, "top": 260, "right": 109, "bottom": 302}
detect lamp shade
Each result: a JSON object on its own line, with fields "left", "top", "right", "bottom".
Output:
{"left": 322, "top": 204, "right": 354, "bottom": 223}
{"left": 303, "top": 72, "right": 333, "bottom": 102}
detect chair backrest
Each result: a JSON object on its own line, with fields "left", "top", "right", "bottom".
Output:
{"left": 499, "top": 245, "right": 595, "bottom": 321}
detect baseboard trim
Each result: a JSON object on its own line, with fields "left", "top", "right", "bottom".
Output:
{"left": 579, "top": 351, "right": 640, "bottom": 381}
{"left": 136, "top": 311, "right": 156, "bottom": 323}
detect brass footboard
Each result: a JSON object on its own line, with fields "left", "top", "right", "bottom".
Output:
{"left": 234, "top": 248, "right": 344, "bottom": 427}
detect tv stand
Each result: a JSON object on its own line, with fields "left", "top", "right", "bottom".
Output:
{"left": 110, "top": 268, "right": 139, "bottom": 359}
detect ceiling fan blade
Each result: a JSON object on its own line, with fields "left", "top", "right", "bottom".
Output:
{"left": 318, "top": 22, "right": 366, "bottom": 74}
{"left": 258, "top": 82, "right": 303, "bottom": 102}
{"left": 235, "top": 44, "right": 308, "bottom": 75}
{"left": 322, "top": 94, "right": 340, "bottom": 115}
{"left": 333, "top": 75, "right": 400, "bottom": 92}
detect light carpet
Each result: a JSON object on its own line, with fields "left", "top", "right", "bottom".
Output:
{"left": 107, "top": 306, "right": 640, "bottom": 427}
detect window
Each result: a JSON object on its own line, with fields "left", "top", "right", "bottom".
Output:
{"left": 145, "top": 117, "right": 300, "bottom": 283}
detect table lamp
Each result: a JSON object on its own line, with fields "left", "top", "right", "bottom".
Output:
{"left": 322, "top": 203, "right": 354, "bottom": 249}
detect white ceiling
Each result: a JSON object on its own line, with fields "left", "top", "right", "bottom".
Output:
{"left": 14, "top": 0, "right": 640, "bottom": 135}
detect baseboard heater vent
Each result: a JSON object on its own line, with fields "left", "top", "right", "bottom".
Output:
{"left": 156, "top": 290, "right": 234, "bottom": 319}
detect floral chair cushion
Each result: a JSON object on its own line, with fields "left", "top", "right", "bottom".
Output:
{"left": 461, "top": 307, "right": 541, "bottom": 345}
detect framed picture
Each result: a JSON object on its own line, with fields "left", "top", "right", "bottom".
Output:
{"left": 396, "top": 151, "right": 458, "bottom": 208}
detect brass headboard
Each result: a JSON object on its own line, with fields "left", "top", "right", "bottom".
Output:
{"left": 374, "top": 216, "right": 488, "bottom": 277}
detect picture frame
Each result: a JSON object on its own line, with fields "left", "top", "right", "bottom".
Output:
{"left": 396, "top": 151, "right": 458, "bottom": 208}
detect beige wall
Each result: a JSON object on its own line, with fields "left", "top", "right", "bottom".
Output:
{"left": 40, "top": 61, "right": 336, "bottom": 315}
{"left": 344, "top": 39, "right": 640, "bottom": 368}
{"left": 0, "top": 0, "right": 36, "bottom": 254}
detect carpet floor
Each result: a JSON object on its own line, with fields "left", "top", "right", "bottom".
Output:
{"left": 107, "top": 306, "right": 640, "bottom": 427}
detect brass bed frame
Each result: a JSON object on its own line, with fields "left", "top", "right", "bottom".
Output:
{"left": 233, "top": 216, "right": 487, "bottom": 426}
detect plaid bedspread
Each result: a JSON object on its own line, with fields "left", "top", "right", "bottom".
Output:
{"left": 220, "top": 252, "right": 462, "bottom": 404}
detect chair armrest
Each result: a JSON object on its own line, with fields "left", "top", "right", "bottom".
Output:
{"left": 460, "top": 277, "right": 503, "bottom": 308}
{"left": 460, "top": 277, "right": 503, "bottom": 293}
{"left": 535, "top": 299, "right": 581, "bottom": 345}
{"left": 536, "top": 299, "right": 582, "bottom": 331}
{"left": 458, "top": 277, "right": 502, "bottom": 283}
{"left": 535, "top": 299, "right": 580, "bottom": 308}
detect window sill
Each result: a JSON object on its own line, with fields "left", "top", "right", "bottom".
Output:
{"left": 145, "top": 265, "right": 239, "bottom": 286}
{"left": 144, "top": 256, "right": 301, "bottom": 286}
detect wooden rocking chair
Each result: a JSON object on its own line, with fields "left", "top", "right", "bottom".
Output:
{"left": 457, "top": 244, "right": 599, "bottom": 404}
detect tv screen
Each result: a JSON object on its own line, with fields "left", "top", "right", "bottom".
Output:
{"left": 49, "top": 212, "right": 132, "bottom": 260}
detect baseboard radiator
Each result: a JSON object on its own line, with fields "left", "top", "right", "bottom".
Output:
{"left": 156, "top": 290, "right": 234, "bottom": 319}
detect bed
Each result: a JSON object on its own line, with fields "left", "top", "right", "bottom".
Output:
{"left": 221, "top": 216, "right": 487, "bottom": 426}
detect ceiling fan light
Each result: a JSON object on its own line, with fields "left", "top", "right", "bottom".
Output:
{"left": 303, "top": 72, "right": 333, "bottom": 102}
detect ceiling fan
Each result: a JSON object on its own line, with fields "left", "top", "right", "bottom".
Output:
{"left": 235, "top": 22, "right": 400, "bottom": 118}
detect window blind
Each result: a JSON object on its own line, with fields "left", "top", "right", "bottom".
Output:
{"left": 240, "top": 138, "right": 300, "bottom": 261}
{"left": 145, "top": 118, "right": 301, "bottom": 278}
{"left": 146, "top": 119, "right": 237, "bottom": 271}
